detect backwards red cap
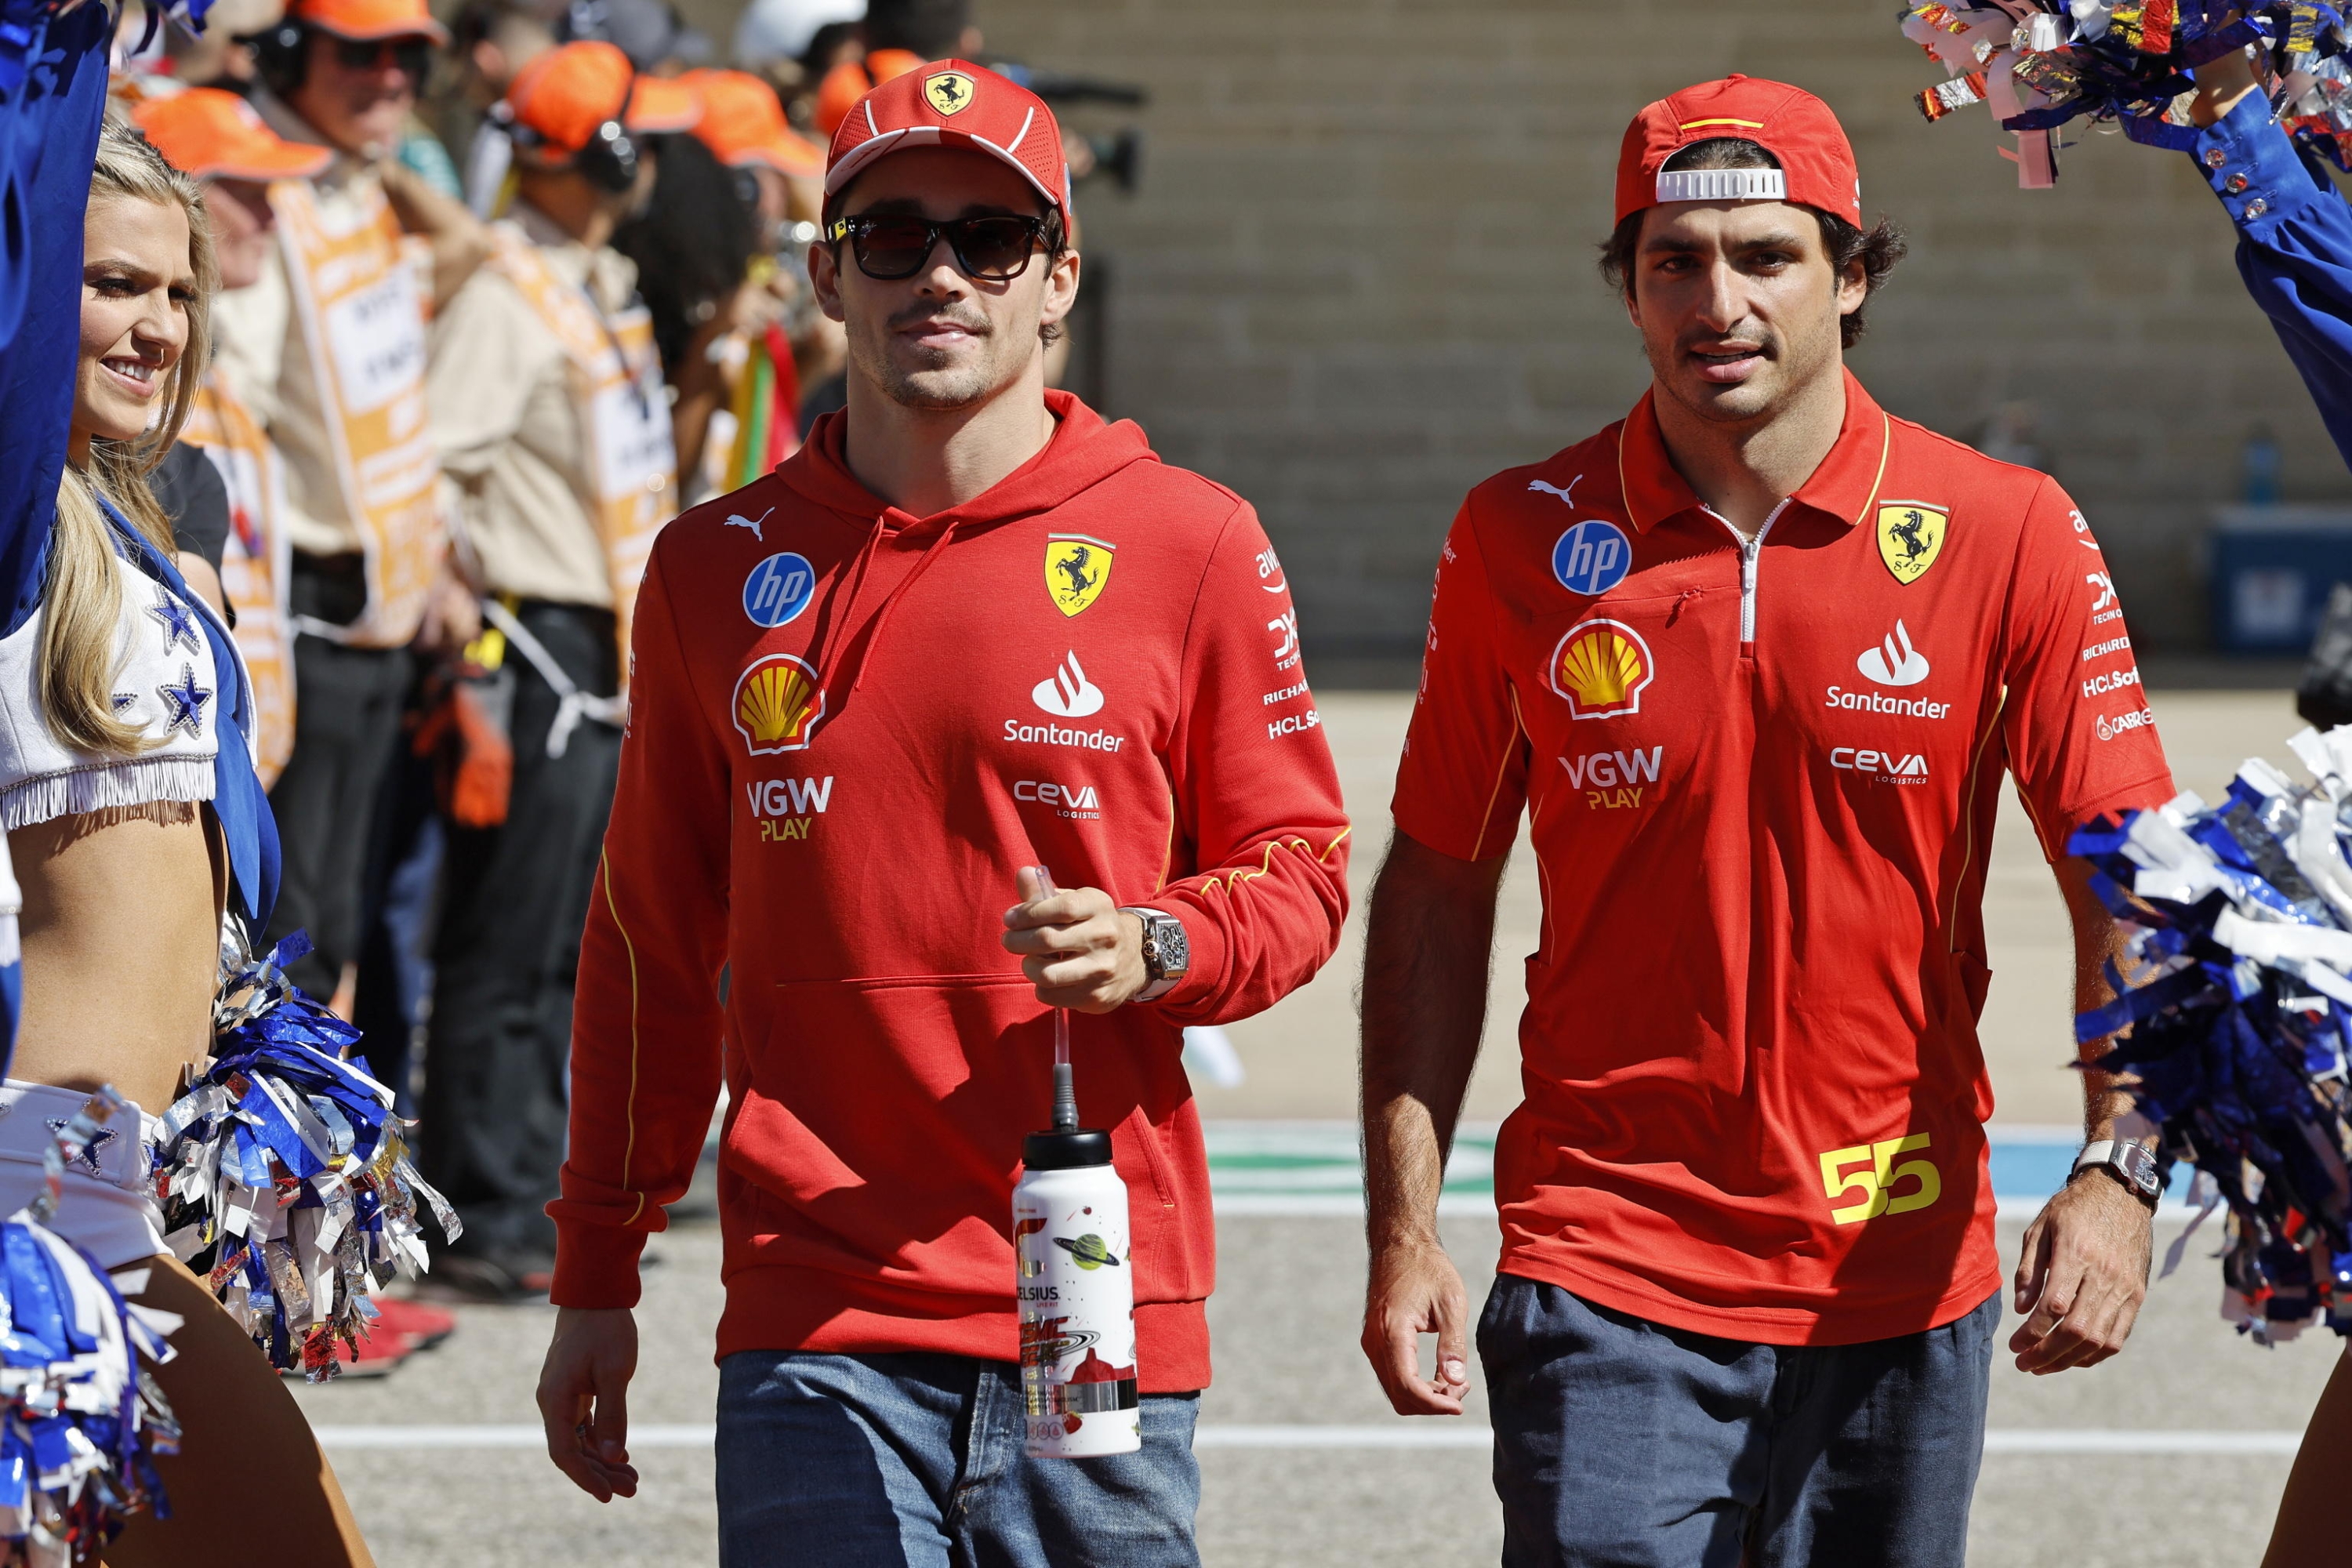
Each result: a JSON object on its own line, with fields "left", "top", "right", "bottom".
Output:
{"left": 1615, "top": 75, "right": 1860, "bottom": 227}
{"left": 825, "top": 60, "right": 1069, "bottom": 223}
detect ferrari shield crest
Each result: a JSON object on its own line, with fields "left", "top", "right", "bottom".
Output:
{"left": 924, "top": 71, "right": 976, "bottom": 116}
{"left": 1875, "top": 503, "right": 1947, "bottom": 585}
{"left": 1044, "top": 535, "right": 1114, "bottom": 617}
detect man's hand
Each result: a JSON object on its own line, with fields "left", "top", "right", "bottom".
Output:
{"left": 415, "top": 565, "right": 483, "bottom": 657}
{"left": 1000, "top": 867, "right": 1146, "bottom": 1013}
{"left": 1362, "top": 1236, "right": 1471, "bottom": 1416}
{"left": 2009, "top": 1171, "right": 2153, "bottom": 1374}
{"left": 537, "top": 1306, "right": 641, "bottom": 1501}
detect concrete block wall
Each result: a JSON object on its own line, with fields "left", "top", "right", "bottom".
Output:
{"left": 706, "top": 0, "right": 2352, "bottom": 659}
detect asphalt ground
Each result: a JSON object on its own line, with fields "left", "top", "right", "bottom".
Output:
{"left": 289, "top": 685, "right": 2337, "bottom": 1566}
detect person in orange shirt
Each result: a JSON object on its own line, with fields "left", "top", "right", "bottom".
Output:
{"left": 213, "top": 0, "right": 488, "bottom": 1011}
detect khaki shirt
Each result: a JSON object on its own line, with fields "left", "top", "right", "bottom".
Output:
{"left": 207, "top": 94, "right": 395, "bottom": 561}
{"left": 423, "top": 203, "right": 637, "bottom": 610}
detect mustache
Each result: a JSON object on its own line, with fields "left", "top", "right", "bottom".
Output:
{"left": 887, "top": 303, "right": 992, "bottom": 336}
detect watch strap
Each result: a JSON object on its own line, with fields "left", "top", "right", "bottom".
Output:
{"left": 2073, "top": 1138, "right": 2162, "bottom": 1203}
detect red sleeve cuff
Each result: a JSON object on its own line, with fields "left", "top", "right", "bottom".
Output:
{"left": 549, "top": 1219, "right": 652, "bottom": 1309}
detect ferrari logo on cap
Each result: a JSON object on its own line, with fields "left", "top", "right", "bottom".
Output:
{"left": 924, "top": 71, "right": 976, "bottom": 116}
{"left": 1044, "top": 535, "right": 1114, "bottom": 617}
{"left": 1875, "top": 503, "right": 1948, "bottom": 586}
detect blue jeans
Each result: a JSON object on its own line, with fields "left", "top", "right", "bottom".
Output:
{"left": 1479, "top": 1276, "right": 1998, "bottom": 1568}
{"left": 715, "top": 1350, "right": 1202, "bottom": 1568}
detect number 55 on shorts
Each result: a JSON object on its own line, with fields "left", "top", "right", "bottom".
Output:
{"left": 1818, "top": 1134, "right": 1942, "bottom": 1225}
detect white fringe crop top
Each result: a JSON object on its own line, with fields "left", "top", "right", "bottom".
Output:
{"left": 0, "top": 548, "right": 222, "bottom": 831}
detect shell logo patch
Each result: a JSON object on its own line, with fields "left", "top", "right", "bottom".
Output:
{"left": 1876, "top": 502, "right": 1948, "bottom": 585}
{"left": 1044, "top": 535, "right": 1114, "bottom": 617}
{"left": 1548, "top": 619, "right": 1653, "bottom": 720}
{"left": 924, "top": 71, "right": 976, "bottom": 116}
{"left": 732, "top": 653, "right": 826, "bottom": 755}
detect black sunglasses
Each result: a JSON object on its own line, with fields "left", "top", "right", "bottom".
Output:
{"left": 826, "top": 214, "right": 1049, "bottom": 281}
{"left": 332, "top": 35, "right": 433, "bottom": 79}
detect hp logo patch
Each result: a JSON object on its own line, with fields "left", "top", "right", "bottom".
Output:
{"left": 743, "top": 553, "right": 815, "bottom": 628}
{"left": 1552, "top": 521, "right": 1632, "bottom": 597}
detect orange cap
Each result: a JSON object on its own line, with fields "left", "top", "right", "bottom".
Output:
{"left": 814, "top": 49, "right": 922, "bottom": 137}
{"left": 681, "top": 69, "right": 822, "bottom": 177}
{"left": 134, "top": 88, "right": 336, "bottom": 182}
{"left": 505, "top": 41, "right": 702, "bottom": 157}
{"left": 285, "top": 0, "right": 448, "bottom": 44}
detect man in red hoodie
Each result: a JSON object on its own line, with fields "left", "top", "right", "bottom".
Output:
{"left": 532, "top": 62, "right": 1351, "bottom": 1564}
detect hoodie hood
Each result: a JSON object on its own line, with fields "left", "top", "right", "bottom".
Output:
{"left": 779, "top": 388, "right": 1160, "bottom": 535}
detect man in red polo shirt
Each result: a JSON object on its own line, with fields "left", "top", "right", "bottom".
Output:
{"left": 1359, "top": 77, "right": 2175, "bottom": 1564}
{"left": 532, "top": 61, "right": 1349, "bottom": 1565}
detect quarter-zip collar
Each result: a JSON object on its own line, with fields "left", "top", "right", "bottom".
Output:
{"left": 1612, "top": 367, "right": 1892, "bottom": 535}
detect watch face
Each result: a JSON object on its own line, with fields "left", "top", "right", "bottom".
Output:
{"left": 1157, "top": 918, "right": 1189, "bottom": 974}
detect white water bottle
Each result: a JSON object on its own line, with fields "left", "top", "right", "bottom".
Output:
{"left": 1013, "top": 1126, "right": 1142, "bottom": 1458}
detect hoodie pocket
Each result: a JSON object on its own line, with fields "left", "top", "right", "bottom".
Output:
{"left": 744, "top": 973, "right": 1204, "bottom": 1309}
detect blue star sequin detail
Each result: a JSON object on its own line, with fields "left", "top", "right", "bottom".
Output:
{"left": 42, "top": 1121, "right": 114, "bottom": 1177}
{"left": 149, "top": 586, "right": 201, "bottom": 655}
{"left": 158, "top": 663, "right": 210, "bottom": 738}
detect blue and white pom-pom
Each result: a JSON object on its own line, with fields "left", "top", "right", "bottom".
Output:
{"left": 1896, "top": 2, "right": 2352, "bottom": 185}
{"left": 2067, "top": 724, "right": 2352, "bottom": 1343}
{"left": 152, "top": 932, "right": 458, "bottom": 1381}
{"left": 0, "top": 1091, "right": 181, "bottom": 1566}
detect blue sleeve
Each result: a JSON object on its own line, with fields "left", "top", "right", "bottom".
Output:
{"left": 0, "top": 3, "right": 110, "bottom": 639}
{"left": 2191, "top": 93, "right": 2352, "bottom": 471}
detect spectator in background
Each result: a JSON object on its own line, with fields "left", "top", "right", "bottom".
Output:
{"left": 609, "top": 127, "right": 761, "bottom": 494}
{"left": 731, "top": 0, "right": 863, "bottom": 120}
{"left": 213, "top": 0, "right": 488, "bottom": 1010}
{"left": 419, "top": 41, "right": 693, "bottom": 1300}
{"left": 135, "top": 86, "right": 322, "bottom": 793}
{"left": 452, "top": 0, "right": 562, "bottom": 212}
{"left": 666, "top": 67, "right": 844, "bottom": 493}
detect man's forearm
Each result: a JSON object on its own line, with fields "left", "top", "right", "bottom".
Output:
{"left": 1359, "top": 833, "right": 1505, "bottom": 1247}
{"left": 2060, "top": 856, "right": 2144, "bottom": 1145}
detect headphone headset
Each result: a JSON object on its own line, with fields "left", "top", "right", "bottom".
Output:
{"left": 503, "top": 64, "right": 642, "bottom": 196}
{"left": 248, "top": 20, "right": 311, "bottom": 96}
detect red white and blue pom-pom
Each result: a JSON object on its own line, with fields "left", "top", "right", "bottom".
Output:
{"left": 151, "top": 932, "right": 458, "bottom": 1382}
{"left": 1896, "top": 2, "right": 2352, "bottom": 185}
{"left": 2067, "top": 724, "right": 2352, "bottom": 1342}
{"left": 0, "top": 1091, "right": 181, "bottom": 1566}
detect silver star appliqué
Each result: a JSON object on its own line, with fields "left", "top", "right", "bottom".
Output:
{"left": 42, "top": 1121, "right": 114, "bottom": 1176}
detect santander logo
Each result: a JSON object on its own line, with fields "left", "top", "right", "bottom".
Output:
{"left": 1857, "top": 621, "right": 1930, "bottom": 688}
{"left": 1031, "top": 652, "right": 1105, "bottom": 718}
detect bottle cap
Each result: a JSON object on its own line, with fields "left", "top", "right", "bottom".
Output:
{"left": 1023, "top": 1127, "right": 1112, "bottom": 1170}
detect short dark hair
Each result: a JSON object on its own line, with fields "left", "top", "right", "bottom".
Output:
{"left": 1597, "top": 138, "right": 1906, "bottom": 349}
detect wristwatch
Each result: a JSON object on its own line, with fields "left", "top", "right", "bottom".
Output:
{"left": 2071, "top": 1138, "right": 2163, "bottom": 1209}
{"left": 1120, "top": 907, "right": 1189, "bottom": 1002}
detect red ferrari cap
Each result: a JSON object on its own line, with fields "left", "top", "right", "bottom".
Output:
{"left": 286, "top": 0, "right": 448, "bottom": 45}
{"left": 825, "top": 59, "right": 1069, "bottom": 223}
{"left": 1615, "top": 75, "right": 1860, "bottom": 227}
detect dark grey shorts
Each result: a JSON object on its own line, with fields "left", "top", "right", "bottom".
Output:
{"left": 1479, "top": 1276, "right": 1999, "bottom": 1568}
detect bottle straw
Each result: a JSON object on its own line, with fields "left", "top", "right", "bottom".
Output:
{"left": 1033, "top": 866, "right": 1078, "bottom": 1131}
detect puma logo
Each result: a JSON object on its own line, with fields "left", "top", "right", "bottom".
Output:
{"left": 1527, "top": 477, "right": 1581, "bottom": 505}
{"left": 724, "top": 508, "right": 774, "bottom": 542}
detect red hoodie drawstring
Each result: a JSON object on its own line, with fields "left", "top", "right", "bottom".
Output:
{"left": 811, "top": 518, "right": 888, "bottom": 697}
{"left": 851, "top": 516, "right": 964, "bottom": 694}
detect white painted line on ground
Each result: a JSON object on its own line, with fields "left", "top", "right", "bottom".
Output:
{"left": 306, "top": 1425, "right": 2307, "bottom": 1455}
{"left": 1213, "top": 1196, "right": 2205, "bottom": 1221}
